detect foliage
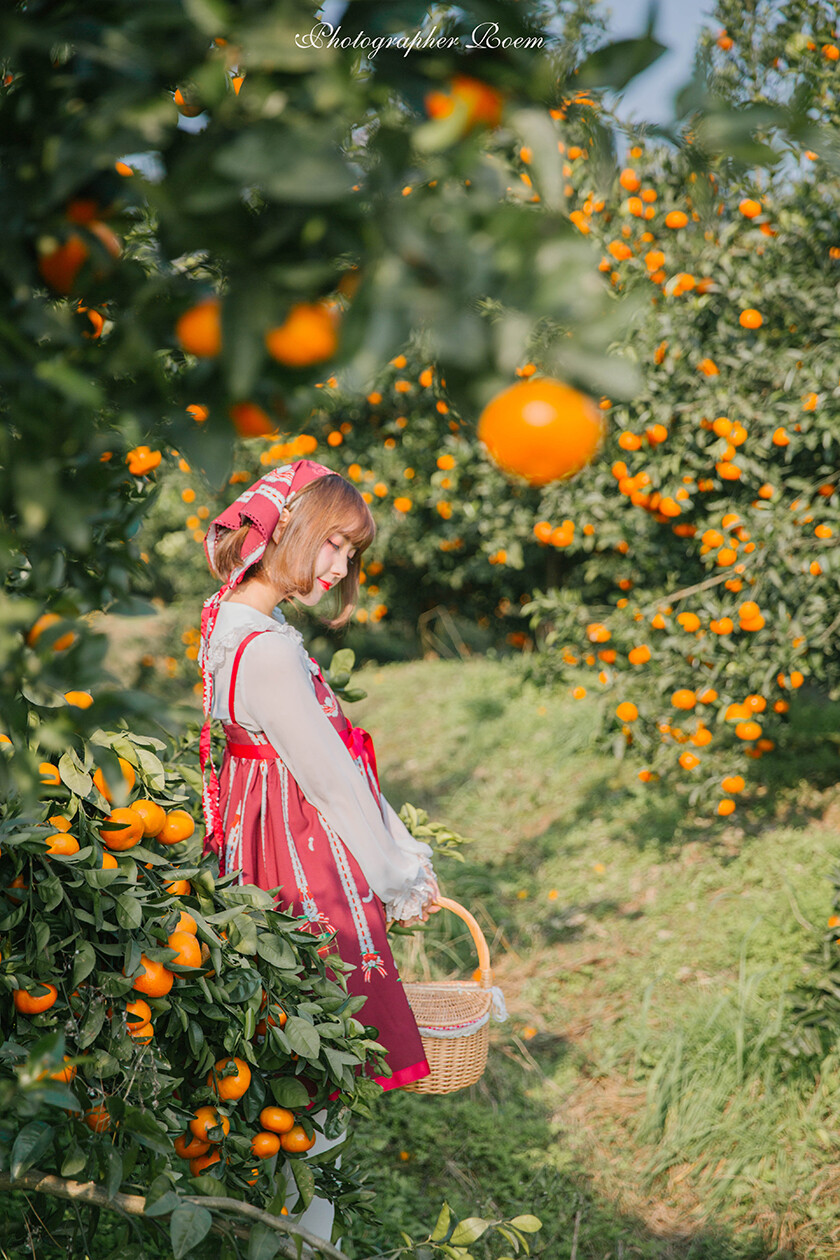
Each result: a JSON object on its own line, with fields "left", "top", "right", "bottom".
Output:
{"left": 483, "top": 0, "right": 840, "bottom": 820}
{"left": 0, "top": 728, "right": 389, "bottom": 1256}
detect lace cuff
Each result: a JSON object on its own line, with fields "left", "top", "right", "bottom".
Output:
{"left": 383, "top": 856, "right": 438, "bottom": 923}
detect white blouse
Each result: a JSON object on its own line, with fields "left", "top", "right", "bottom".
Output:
{"left": 202, "top": 601, "right": 437, "bottom": 923}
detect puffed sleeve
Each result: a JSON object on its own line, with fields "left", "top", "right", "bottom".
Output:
{"left": 234, "top": 631, "right": 437, "bottom": 921}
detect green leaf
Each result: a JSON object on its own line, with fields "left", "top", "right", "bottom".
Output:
{"left": 431, "top": 1202, "right": 451, "bottom": 1241}
{"left": 328, "top": 649, "right": 355, "bottom": 678}
{"left": 450, "top": 1218, "right": 490, "bottom": 1246}
{"left": 78, "top": 1002, "right": 106, "bottom": 1050}
{"left": 60, "top": 1143, "right": 86, "bottom": 1177}
{"left": 116, "top": 894, "right": 143, "bottom": 930}
{"left": 290, "top": 1156, "right": 315, "bottom": 1207}
{"left": 58, "top": 749, "right": 92, "bottom": 797}
{"left": 34, "top": 359, "right": 104, "bottom": 408}
{"left": 73, "top": 941, "right": 97, "bottom": 988}
{"left": 171, "top": 1204, "right": 213, "bottom": 1258}
{"left": 146, "top": 1190, "right": 182, "bottom": 1218}
{"left": 509, "top": 1216, "right": 542, "bottom": 1233}
{"left": 225, "top": 968, "right": 262, "bottom": 1004}
{"left": 270, "top": 1076, "right": 311, "bottom": 1109}
{"left": 576, "top": 34, "right": 667, "bottom": 91}
{"left": 11, "top": 1121, "right": 53, "bottom": 1179}
{"left": 256, "top": 933, "right": 296, "bottom": 970}
{"left": 283, "top": 1016, "right": 321, "bottom": 1060}
{"left": 104, "top": 1147, "right": 123, "bottom": 1198}
{"left": 227, "top": 913, "right": 258, "bottom": 954}
{"left": 247, "top": 1221, "right": 281, "bottom": 1260}
{"left": 38, "top": 873, "right": 64, "bottom": 912}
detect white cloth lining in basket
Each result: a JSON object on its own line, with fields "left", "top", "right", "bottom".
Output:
{"left": 415, "top": 986, "right": 507, "bottom": 1039}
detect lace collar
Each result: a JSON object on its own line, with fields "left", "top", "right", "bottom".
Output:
{"left": 200, "top": 601, "right": 305, "bottom": 672}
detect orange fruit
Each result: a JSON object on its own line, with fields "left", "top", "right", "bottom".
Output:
{"left": 37, "top": 233, "right": 89, "bottom": 293}
{"left": 92, "top": 758, "right": 136, "bottom": 802}
{"left": 615, "top": 702, "right": 638, "bottom": 722}
{"left": 165, "top": 879, "right": 192, "bottom": 896}
{"left": 259, "top": 1106, "right": 296, "bottom": 1135}
{"left": 228, "top": 401, "right": 276, "bottom": 437}
{"left": 7, "top": 875, "right": 28, "bottom": 903}
{"left": 175, "top": 1132, "right": 211, "bottom": 1159}
{"left": 424, "top": 74, "right": 504, "bottom": 130}
{"left": 176, "top": 298, "right": 221, "bottom": 357}
{"left": 251, "top": 1131, "right": 281, "bottom": 1159}
{"left": 48, "top": 815, "right": 72, "bottom": 832}
{"left": 48, "top": 1056, "right": 77, "bottom": 1083}
{"left": 175, "top": 911, "right": 198, "bottom": 935}
{"left": 64, "top": 690, "right": 94, "bottom": 708}
{"left": 100, "top": 808, "right": 144, "bottom": 851}
{"left": 190, "top": 1149, "right": 221, "bottom": 1176}
{"left": 173, "top": 86, "right": 203, "bottom": 116}
{"left": 735, "top": 720, "right": 762, "bottom": 741}
{"left": 157, "top": 809, "right": 195, "bottom": 846}
{"left": 39, "top": 762, "right": 61, "bottom": 786}
{"left": 100, "top": 852, "right": 119, "bottom": 870}
{"left": 189, "top": 1107, "right": 231, "bottom": 1143}
{"left": 739, "top": 198, "right": 761, "bottom": 219}
{"left": 14, "top": 983, "right": 58, "bottom": 1015}
{"left": 722, "top": 775, "right": 745, "bottom": 794}
{"left": 125, "top": 997, "right": 152, "bottom": 1032}
{"left": 45, "top": 832, "right": 80, "bottom": 856}
{"left": 132, "top": 954, "right": 174, "bottom": 997}
{"left": 477, "top": 378, "right": 604, "bottom": 486}
{"left": 126, "top": 446, "right": 162, "bottom": 477}
{"left": 131, "top": 799, "right": 167, "bottom": 837}
{"left": 27, "top": 612, "right": 75, "bottom": 651}
{"left": 265, "top": 303, "right": 338, "bottom": 368}
{"left": 279, "top": 1124, "right": 316, "bottom": 1154}
{"left": 739, "top": 308, "right": 762, "bottom": 329}
{"left": 717, "top": 799, "right": 736, "bottom": 817}
{"left": 671, "top": 689, "right": 696, "bottom": 710}
{"left": 84, "top": 1104, "right": 111, "bottom": 1133}
{"left": 207, "top": 1056, "right": 251, "bottom": 1101}
{"left": 167, "top": 931, "right": 202, "bottom": 968}
{"left": 664, "top": 210, "right": 688, "bottom": 229}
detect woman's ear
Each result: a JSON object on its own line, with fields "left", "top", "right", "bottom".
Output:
{"left": 272, "top": 507, "right": 291, "bottom": 545}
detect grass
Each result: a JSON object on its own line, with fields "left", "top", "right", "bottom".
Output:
{"left": 338, "top": 656, "right": 840, "bottom": 1259}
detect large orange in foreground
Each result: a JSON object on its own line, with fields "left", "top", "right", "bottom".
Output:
{"left": 477, "top": 378, "right": 604, "bottom": 486}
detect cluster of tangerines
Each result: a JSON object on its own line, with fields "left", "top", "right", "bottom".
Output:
{"left": 173, "top": 1053, "right": 314, "bottom": 1182}
{"left": 36, "top": 195, "right": 121, "bottom": 302}
{"left": 174, "top": 296, "right": 340, "bottom": 439}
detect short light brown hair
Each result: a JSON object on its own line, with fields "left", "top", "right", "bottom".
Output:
{"left": 212, "top": 474, "right": 375, "bottom": 628}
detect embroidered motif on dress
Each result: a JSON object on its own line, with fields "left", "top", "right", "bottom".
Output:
{"left": 278, "top": 762, "right": 332, "bottom": 933}
{"left": 319, "top": 814, "right": 387, "bottom": 981}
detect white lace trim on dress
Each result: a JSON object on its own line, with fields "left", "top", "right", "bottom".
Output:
{"left": 201, "top": 611, "right": 304, "bottom": 673}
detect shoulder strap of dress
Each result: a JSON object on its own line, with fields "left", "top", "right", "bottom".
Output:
{"left": 228, "top": 629, "right": 271, "bottom": 725}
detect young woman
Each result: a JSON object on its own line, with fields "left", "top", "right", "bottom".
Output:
{"left": 198, "top": 459, "right": 439, "bottom": 1232}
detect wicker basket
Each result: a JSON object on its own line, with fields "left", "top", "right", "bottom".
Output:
{"left": 402, "top": 897, "right": 495, "bottom": 1095}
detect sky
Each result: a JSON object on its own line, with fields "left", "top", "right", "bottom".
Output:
{"left": 595, "top": 0, "right": 716, "bottom": 124}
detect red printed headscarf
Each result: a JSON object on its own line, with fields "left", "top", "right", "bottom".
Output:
{"left": 198, "top": 459, "right": 334, "bottom": 843}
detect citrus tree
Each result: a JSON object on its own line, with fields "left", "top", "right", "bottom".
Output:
{"left": 486, "top": 0, "right": 840, "bottom": 819}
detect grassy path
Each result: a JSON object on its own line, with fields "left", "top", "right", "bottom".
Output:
{"left": 341, "top": 657, "right": 840, "bottom": 1259}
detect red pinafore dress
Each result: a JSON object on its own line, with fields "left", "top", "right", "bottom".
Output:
{"left": 213, "top": 629, "right": 430, "bottom": 1091}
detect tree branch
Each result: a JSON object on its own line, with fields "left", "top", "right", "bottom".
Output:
{"left": 0, "top": 1172, "right": 353, "bottom": 1260}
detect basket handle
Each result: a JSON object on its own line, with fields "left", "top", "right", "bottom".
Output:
{"left": 434, "top": 896, "right": 493, "bottom": 990}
